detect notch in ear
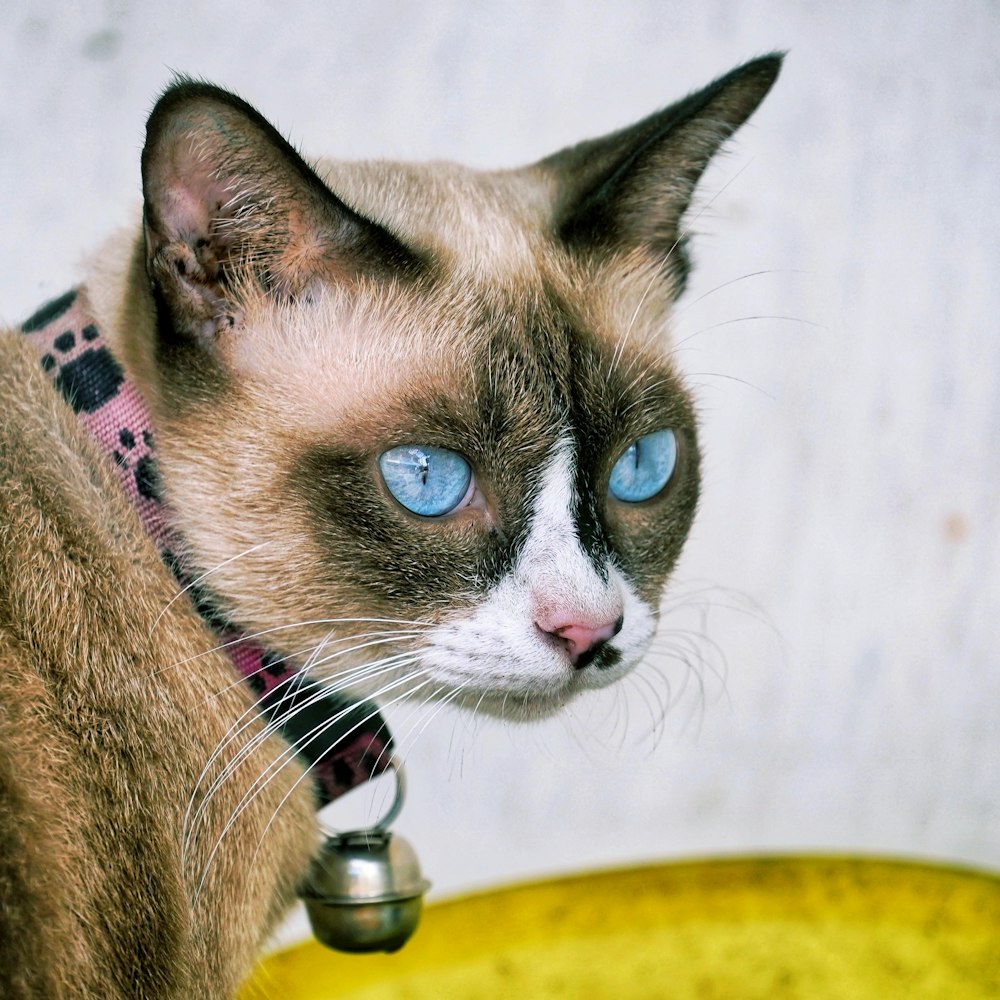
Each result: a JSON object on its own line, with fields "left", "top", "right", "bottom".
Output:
{"left": 539, "top": 54, "right": 783, "bottom": 295}
{"left": 141, "top": 79, "right": 423, "bottom": 343}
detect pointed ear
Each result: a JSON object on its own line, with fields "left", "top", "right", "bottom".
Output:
{"left": 141, "top": 80, "right": 423, "bottom": 342}
{"left": 540, "top": 54, "right": 782, "bottom": 294}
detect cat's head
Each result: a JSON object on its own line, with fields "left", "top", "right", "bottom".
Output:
{"left": 135, "top": 56, "right": 780, "bottom": 718}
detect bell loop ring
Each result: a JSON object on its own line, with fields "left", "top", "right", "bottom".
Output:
{"left": 320, "top": 754, "right": 407, "bottom": 842}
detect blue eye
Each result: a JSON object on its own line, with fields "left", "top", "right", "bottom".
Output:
{"left": 608, "top": 429, "right": 678, "bottom": 503}
{"left": 379, "top": 445, "right": 473, "bottom": 517}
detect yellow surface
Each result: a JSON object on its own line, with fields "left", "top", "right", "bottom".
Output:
{"left": 240, "top": 856, "right": 1000, "bottom": 999}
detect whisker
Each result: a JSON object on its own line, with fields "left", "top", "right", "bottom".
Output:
{"left": 183, "top": 650, "right": 420, "bottom": 863}
{"left": 202, "top": 663, "right": 426, "bottom": 845}
{"left": 357, "top": 682, "right": 468, "bottom": 810}
{"left": 203, "top": 675, "right": 433, "bottom": 902}
{"left": 198, "top": 626, "right": 425, "bottom": 712}
{"left": 307, "top": 631, "right": 425, "bottom": 674}
{"left": 348, "top": 686, "right": 448, "bottom": 827}
{"left": 183, "top": 651, "right": 418, "bottom": 857}
{"left": 648, "top": 620, "right": 739, "bottom": 738}
{"left": 609, "top": 263, "right": 661, "bottom": 377}
{"left": 677, "top": 313, "right": 824, "bottom": 346}
{"left": 150, "top": 541, "right": 272, "bottom": 636}
{"left": 627, "top": 667, "right": 672, "bottom": 752}
{"left": 557, "top": 700, "right": 602, "bottom": 765}
{"left": 193, "top": 668, "right": 427, "bottom": 893}
{"left": 608, "top": 158, "right": 757, "bottom": 380}
{"left": 192, "top": 641, "right": 414, "bottom": 801}
{"left": 661, "top": 579, "right": 784, "bottom": 641}
{"left": 398, "top": 684, "right": 467, "bottom": 764}
{"left": 616, "top": 681, "right": 631, "bottom": 750}
{"left": 652, "top": 628, "right": 729, "bottom": 698}
{"left": 673, "top": 268, "right": 809, "bottom": 318}
{"left": 687, "top": 371, "right": 777, "bottom": 401}
{"left": 154, "top": 616, "right": 433, "bottom": 678}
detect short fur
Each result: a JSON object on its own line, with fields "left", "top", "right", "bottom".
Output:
{"left": 0, "top": 56, "right": 780, "bottom": 997}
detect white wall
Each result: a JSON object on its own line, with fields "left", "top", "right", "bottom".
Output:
{"left": 2, "top": 0, "right": 997, "bottom": 906}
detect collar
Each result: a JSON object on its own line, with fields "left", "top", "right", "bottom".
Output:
{"left": 21, "top": 289, "right": 392, "bottom": 807}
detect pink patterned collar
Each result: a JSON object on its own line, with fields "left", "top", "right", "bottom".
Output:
{"left": 22, "top": 288, "right": 391, "bottom": 807}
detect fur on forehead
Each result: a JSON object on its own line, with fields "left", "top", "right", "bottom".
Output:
{"left": 215, "top": 233, "right": 682, "bottom": 445}
{"left": 545, "top": 245, "right": 683, "bottom": 354}
{"left": 313, "top": 157, "right": 550, "bottom": 281}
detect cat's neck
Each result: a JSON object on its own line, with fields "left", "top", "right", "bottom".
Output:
{"left": 20, "top": 283, "right": 394, "bottom": 808}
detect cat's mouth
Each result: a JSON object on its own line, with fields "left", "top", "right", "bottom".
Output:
{"left": 415, "top": 648, "right": 636, "bottom": 722}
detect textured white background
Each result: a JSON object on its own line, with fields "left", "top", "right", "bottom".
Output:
{"left": 2, "top": 0, "right": 997, "bottom": 914}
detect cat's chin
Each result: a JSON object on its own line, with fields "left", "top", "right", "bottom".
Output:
{"left": 442, "top": 685, "right": 580, "bottom": 723}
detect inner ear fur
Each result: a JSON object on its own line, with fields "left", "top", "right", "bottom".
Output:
{"left": 539, "top": 54, "right": 783, "bottom": 294}
{"left": 141, "top": 79, "right": 423, "bottom": 343}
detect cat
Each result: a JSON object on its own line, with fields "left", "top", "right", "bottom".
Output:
{"left": 0, "top": 54, "right": 780, "bottom": 998}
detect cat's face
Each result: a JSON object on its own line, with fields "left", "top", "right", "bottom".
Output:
{"left": 136, "top": 59, "right": 779, "bottom": 718}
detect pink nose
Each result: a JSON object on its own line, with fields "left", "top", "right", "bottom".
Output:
{"left": 538, "top": 615, "right": 624, "bottom": 667}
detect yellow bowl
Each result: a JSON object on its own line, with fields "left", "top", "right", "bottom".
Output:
{"left": 241, "top": 856, "right": 999, "bottom": 999}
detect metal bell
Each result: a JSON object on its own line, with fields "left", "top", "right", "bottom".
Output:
{"left": 299, "top": 759, "right": 431, "bottom": 953}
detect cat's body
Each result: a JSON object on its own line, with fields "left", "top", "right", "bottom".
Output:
{"left": 0, "top": 56, "right": 779, "bottom": 997}
{"left": 0, "top": 317, "right": 317, "bottom": 997}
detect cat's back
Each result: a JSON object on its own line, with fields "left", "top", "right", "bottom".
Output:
{"left": 0, "top": 325, "right": 315, "bottom": 998}
{"left": 1, "top": 326, "right": 151, "bottom": 994}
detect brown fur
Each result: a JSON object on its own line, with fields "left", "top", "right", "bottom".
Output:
{"left": 0, "top": 55, "right": 779, "bottom": 995}
{"left": 0, "top": 329, "right": 316, "bottom": 997}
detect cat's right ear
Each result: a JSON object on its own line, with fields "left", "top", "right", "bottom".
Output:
{"left": 538, "top": 54, "right": 782, "bottom": 296}
{"left": 141, "top": 80, "right": 423, "bottom": 343}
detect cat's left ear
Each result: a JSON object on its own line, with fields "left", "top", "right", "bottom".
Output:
{"left": 141, "top": 80, "right": 422, "bottom": 343}
{"left": 539, "top": 54, "right": 782, "bottom": 294}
